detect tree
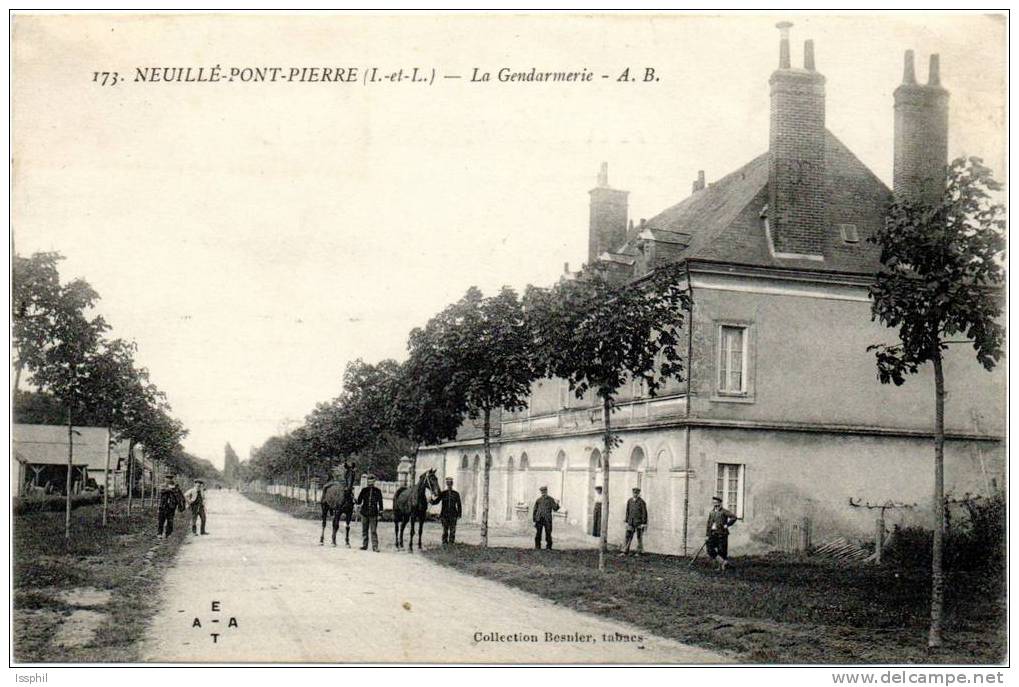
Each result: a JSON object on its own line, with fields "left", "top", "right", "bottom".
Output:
{"left": 397, "top": 318, "right": 471, "bottom": 484}
{"left": 13, "top": 252, "right": 102, "bottom": 393}
{"left": 525, "top": 263, "right": 690, "bottom": 570}
{"left": 416, "top": 287, "right": 536, "bottom": 546}
{"left": 868, "top": 157, "right": 1005, "bottom": 649}
{"left": 26, "top": 280, "right": 110, "bottom": 540}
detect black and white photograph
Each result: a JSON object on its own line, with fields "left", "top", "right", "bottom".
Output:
{"left": 8, "top": 10, "right": 1008, "bottom": 673}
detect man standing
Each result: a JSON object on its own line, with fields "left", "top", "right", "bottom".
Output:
{"left": 157, "top": 473, "right": 186, "bottom": 540}
{"left": 621, "top": 487, "right": 648, "bottom": 556}
{"left": 591, "top": 485, "right": 604, "bottom": 537}
{"left": 355, "top": 474, "right": 384, "bottom": 552}
{"left": 706, "top": 495, "right": 738, "bottom": 571}
{"left": 185, "top": 478, "right": 208, "bottom": 535}
{"left": 532, "top": 486, "right": 560, "bottom": 550}
{"left": 431, "top": 476, "right": 462, "bottom": 545}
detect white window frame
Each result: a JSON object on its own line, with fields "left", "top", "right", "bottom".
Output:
{"left": 715, "top": 462, "right": 745, "bottom": 519}
{"left": 717, "top": 324, "right": 749, "bottom": 395}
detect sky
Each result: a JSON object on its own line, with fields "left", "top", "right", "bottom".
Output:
{"left": 11, "top": 13, "right": 1006, "bottom": 469}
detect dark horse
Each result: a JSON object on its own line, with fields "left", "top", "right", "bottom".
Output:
{"left": 393, "top": 468, "right": 440, "bottom": 551}
{"left": 320, "top": 464, "right": 357, "bottom": 547}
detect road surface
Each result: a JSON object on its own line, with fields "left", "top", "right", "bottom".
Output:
{"left": 140, "top": 491, "right": 726, "bottom": 663}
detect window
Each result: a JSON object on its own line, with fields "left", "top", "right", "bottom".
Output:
{"left": 839, "top": 223, "right": 859, "bottom": 244}
{"left": 631, "top": 375, "right": 647, "bottom": 399}
{"left": 715, "top": 463, "right": 744, "bottom": 518}
{"left": 717, "top": 325, "right": 748, "bottom": 394}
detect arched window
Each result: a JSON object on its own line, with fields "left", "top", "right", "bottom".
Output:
{"left": 505, "top": 457, "right": 516, "bottom": 520}
{"left": 518, "top": 452, "right": 530, "bottom": 504}
{"left": 630, "top": 446, "right": 647, "bottom": 491}
{"left": 460, "top": 454, "right": 469, "bottom": 470}
{"left": 555, "top": 450, "right": 567, "bottom": 502}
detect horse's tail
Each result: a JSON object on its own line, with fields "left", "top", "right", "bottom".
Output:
{"left": 393, "top": 486, "right": 408, "bottom": 505}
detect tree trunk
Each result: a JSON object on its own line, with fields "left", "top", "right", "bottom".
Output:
{"left": 481, "top": 407, "right": 492, "bottom": 548}
{"left": 65, "top": 406, "right": 74, "bottom": 542}
{"left": 127, "top": 440, "right": 135, "bottom": 514}
{"left": 929, "top": 347, "right": 946, "bottom": 648}
{"left": 102, "top": 429, "right": 111, "bottom": 526}
{"left": 14, "top": 358, "right": 24, "bottom": 394}
{"left": 598, "top": 397, "right": 611, "bottom": 571}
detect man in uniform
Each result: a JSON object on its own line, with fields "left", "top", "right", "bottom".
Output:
{"left": 706, "top": 495, "right": 738, "bottom": 571}
{"left": 621, "top": 486, "right": 648, "bottom": 556}
{"left": 431, "top": 476, "right": 462, "bottom": 545}
{"left": 185, "top": 478, "right": 208, "bottom": 535}
{"left": 355, "top": 474, "right": 384, "bottom": 552}
{"left": 532, "top": 486, "right": 560, "bottom": 550}
{"left": 157, "top": 473, "right": 186, "bottom": 539}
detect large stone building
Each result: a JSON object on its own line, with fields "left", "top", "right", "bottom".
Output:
{"left": 417, "top": 27, "right": 1005, "bottom": 555}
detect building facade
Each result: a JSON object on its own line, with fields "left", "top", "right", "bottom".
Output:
{"left": 417, "top": 28, "right": 1005, "bottom": 555}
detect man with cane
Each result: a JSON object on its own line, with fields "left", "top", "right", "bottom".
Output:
{"left": 704, "top": 495, "right": 738, "bottom": 571}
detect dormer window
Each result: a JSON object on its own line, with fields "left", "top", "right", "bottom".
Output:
{"left": 839, "top": 223, "right": 860, "bottom": 243}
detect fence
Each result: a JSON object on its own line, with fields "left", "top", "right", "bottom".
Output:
{"left": 254, "top": 478, "right": 403, "bottom": 511}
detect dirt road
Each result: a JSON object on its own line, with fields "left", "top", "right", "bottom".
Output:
{"left": 140, "top": 491, "right": 726, "bottom": 663}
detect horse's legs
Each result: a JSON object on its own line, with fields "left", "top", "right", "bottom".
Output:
{"left": 344, "top": 512, "right": 352, "bottom": 547}
{"left": 408, "top": 515, "right": 416, "bottom": 552}
{"left": 394, "top": 517, "right": 401, "bottom": 548}
{"left": 331, "top": 510, "right": 341, "bottom": 546}
{"left": 416, "top": 516, "right": 425, "bottom": 550}
{"left": 320, "top": 504, "right": 328, "bottom": 545}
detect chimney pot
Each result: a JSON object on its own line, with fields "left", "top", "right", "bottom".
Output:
{"left": 564, "top": 262, "right": 570, "bottom": 274}
{"left": 928, "top": 54, "right": 941, "bottom": 86}
{"left": 692, "top": 169, "right": 707, "bottom": 193}
{"left": 597, "top": 162, "right": 609, "bottom": 187}
{"left": 776, "top": 21, "right": 793, "bottom": 69}
{"left": 804, "top": 39, "right": 815, "bottom": 71}
{"left": 902, "top": 49, "right": 917, "bottom": 84}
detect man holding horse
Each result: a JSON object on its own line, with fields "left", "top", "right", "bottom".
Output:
{"left": 356, "top": 474, "right": 384, "bottom": 552}
{"left": 431, "top": 476, "right": 462, "bottom": 545}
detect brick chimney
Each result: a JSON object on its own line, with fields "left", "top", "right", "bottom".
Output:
{"left": 767, "top": 23, "right": 826, "bottom": 260}
{"left": 588, "top": 162, "right": 629, "bottom": 264}
{"left": 691, "top": 170, "right": 706, "bottom": 193}
{"left": 893, "top": 51, "right": 949, "bottom": 204}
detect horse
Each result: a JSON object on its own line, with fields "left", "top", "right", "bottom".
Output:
{"left": 320, "top": 482, "right": 355, "bottom": 547}
{"left": 393, "top": 468, "right": 440, "bottom": 551}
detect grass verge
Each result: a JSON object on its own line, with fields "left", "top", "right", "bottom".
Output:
{"left": 423, "top": 545, "right": 1005, "bottom": 664}
{"left": 13, "top": 498, "right": 187, "bottom": 662}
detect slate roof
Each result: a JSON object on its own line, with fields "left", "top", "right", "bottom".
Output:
{"left": 618, "top": 131, "right": 891, "bottom": 275}
{"left": 12, "top": 424, "right": 113, "bottom": 470}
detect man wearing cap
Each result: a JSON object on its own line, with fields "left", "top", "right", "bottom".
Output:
{"left": 706, "top": 496, "right": 738, "bottom": 571}
{"left": 532, "top": 486, "right": 560, "bottom": 550}
{"left": 156, "top": 473, "right": 186, "bottom": 540}
{"left": 621, "top": 486, "right": 648, "bottom": 556}
{"left": 355, "top": 474, "right": 384, "bottom": 552}
{"left": 431, "top": 476, "right": 463, "bottom": 546}
{"left": 184, "top": 478, "right": 208, "bottom": 535}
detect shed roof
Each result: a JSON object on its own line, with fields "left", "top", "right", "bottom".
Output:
{"left": 12, "top": 424, "right": 111, "bottom": 470}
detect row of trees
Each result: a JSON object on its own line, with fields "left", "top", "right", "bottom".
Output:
{"left": 244, "top": 158, "right": 1004, "bottom": 596}
{"left": 247, "top": 262, "right": 691, "bottom": 570}
{"left": 13, "top": 251, "right": 197, "bottom": 537}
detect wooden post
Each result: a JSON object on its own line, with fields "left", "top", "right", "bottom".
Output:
{"left": 875, "top": 513, "right": 885, "bottom": 564}
{"left": 102, "top": 429, "right": 111, "bottom": 526}
{"left": 65, "top": 406, "right": 73, "bottom": 541}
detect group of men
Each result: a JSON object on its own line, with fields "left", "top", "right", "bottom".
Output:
{"left": 153, "top": 463, "right": 738, "bottom": 569}
{"left": 322, "top": 466, "right": 738, "bottom": 568}
{"left": 156, "top": 473, "right": 209, "bottom": 539}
